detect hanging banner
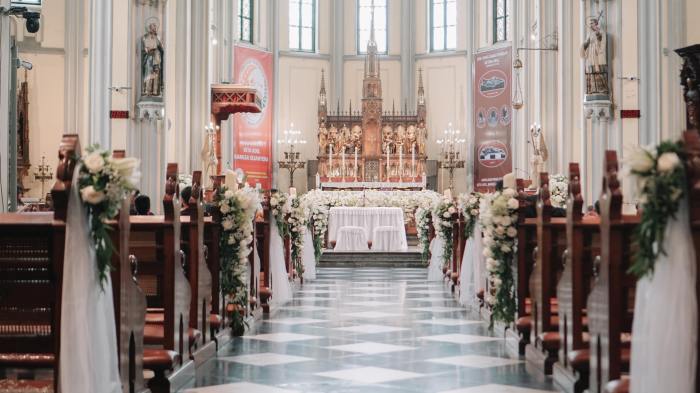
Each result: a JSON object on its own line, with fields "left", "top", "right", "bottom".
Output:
{"left": 233, "top": 45, "right": 273, "bottom": 189}
{"left": 473, "top": 45, "right": 513, "bottom": 192}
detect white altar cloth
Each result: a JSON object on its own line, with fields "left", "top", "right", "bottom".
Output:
{"left": 372, "top": 226, "right": 408, "bottom": 252}
{"left": 328, "top": 207, "right": 407, "bottom": 251}
{"left": 334, "top": 226, "right": 370, "bottom": 251}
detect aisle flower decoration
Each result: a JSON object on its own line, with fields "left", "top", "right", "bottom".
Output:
{"left": 626, "top": 141, "right": 686, "bottom": 278}
{"left": 307, "top": 203, "right": 329, "bottom": 262}
{"left": 78, "top": 146, "right": 140, "bottom": 288}
{"left": 270, "top": 190, "right": 290, "bottom": 237}
{"left": 480, "top": 189, "right": 519, "bottom": 325}
{"left": 288, "top": 196, "right": 310, "bottom": 278}
{"left": 458, "top": 192, "right": 482, "bottom": 238}
{"left": 415, "top": 207, "right": 432, "bottom": 264}
{"left": 216, "top": 185, "right": 262, "bottom": 333}
{"left": 549, "top": 174, "right": 569, "bottom": 209}
{"left": 432, "top": 197, "right": 458, "bottom": 269}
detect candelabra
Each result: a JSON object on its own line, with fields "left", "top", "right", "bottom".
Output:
{"left": 436, "top": 123, "right": 466, "bottom": 191}
{"left": 33, "top": 155, "right": 52, "bottom": 201}
{"left": 277, "top": 123, "right": 307, "bottom": 187}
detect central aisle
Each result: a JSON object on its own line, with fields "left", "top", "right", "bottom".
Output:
{"left": 182, "top": 268, "right": 556, "bottom": 393}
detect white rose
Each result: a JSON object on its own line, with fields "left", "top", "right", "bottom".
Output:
{"left": 483, "top": 248, "right": 493, "bottom": 258}
{"left": 80, "top": 185, "right": 105, "bottom": 205}
{"left": 448, "top": 206, "right": 457, "bottom": 214}
{"left": 657, "top": 152, "right": 681, "bottom": 174}
{"left": 495, "top": 226, "right": 505, "bottom": 235}
{"left": 222, "top": 219, "right": 234, "bottom": 231}
{"left": 270, "top": 197, "right": 278, "bottom": 206}
{"left": 501, "top": 244, "right": 511, "bottom": 253}
{"left": 224, "top": 190, "right": 235, "bottom": 199}
{"left": 503, "top": 188, "right": 516, "bottom": 198}
{"left": 443, "top": 211, "right": 451, "bottom": 218}
{"left": 501, "top": 216, "right": 512, "bottom": 226}
{"left": 628, "top": 148, "right": 655, "bottom": 173}
{"left": 507, "top": 227, "right": 517, "bottom": 237}
{"left": 112, "top": 157, "right": 139, "bottom": 178}
{"left": 220, "top": 203, "right": 231, "bottom": 214}
{"left": 507, "top": 198, "right": 519, "bottom": 210}
{"left": 471, "top": 209, "right": 479, "bottom": 216}
{"left": 83, "top": 152, "right": 105, "bottom": 174}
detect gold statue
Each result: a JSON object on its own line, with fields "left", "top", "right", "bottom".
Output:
{"left": 318, "top": 122, "right": 328, "bottom": 154}
{"left": 351, "top": 125, "right": 362, "bottom": 149}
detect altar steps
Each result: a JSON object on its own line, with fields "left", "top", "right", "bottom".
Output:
{"left": 319, "top": 249, "right": 425, "bottom": 268}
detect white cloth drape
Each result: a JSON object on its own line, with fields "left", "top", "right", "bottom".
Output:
{"left": 269, "top": 223, "right": 293, "bottom": 305}
{"left": 630, "top": 199, "right": 697, "bottom": 393}
{"left": 59, "top": 167, "right": 121, "bottom": 393}
{"left": 459, "top": 226, "right": 484, "bottom": 307}
{"left": 427, "top": 236, "right": 444, "bottom": 281}
{"left": 334, "top": 226, "right": 370, "bottom": 251}
{"left": 328, "top": 207, "right": 407, "bottom": 249}
{"left": 372, "top": 226, "right": 408, "bottom": 252}
{"left": 302, "top": 229, "right": 316, "bottom": 281}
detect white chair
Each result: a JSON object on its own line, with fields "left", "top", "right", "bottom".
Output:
{"left": 372, "top": 226, "right": 406, "bottom": 252}
{"left": 334, "top": 226, "right": 369, "bottom": 251}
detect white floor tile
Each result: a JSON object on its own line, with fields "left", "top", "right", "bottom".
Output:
{"left": 326, "top": 342, "right": 415, "bottom": 354}
{"left": 343, "top": 301, "right": 399, "bottom": 307}
{"left": 439, "top": 384, "right": 556, "bottom": 393}
{"left": 343, "top": 311, "right": 402, "bottom": 319}
{"left": 418, "top": 334, "right": 501, "bottom": 345}
{"left": 347, "top": 293, "right": 395, "bottom": 298}
{"left": 409, "top": 306, "right": 466, "bottom": 313}
{"left": 427, "top": 354, "right": 523, "bottom": 369}
{"left": 278, "top": 305, "right": 331, "bottom": 311}
{"left": 315, "top": 366, "right": 424, "bottom": 384}
{"left": 416, "top": 318, "right": 482, "bottom": 326}
{"left": 333, "top": 324, "right": 409, "bottom": 334}
{"left": 265, "top": 318, "right": 328, "bottom": 325}
{"left": 244, "top": 333, "right": 323, "bottom": 343}
{"left": 220, "top": 352, "right": 314, "bottom": 366}
{"left": 184, "top": 382, "right": 300, "bottom": 393}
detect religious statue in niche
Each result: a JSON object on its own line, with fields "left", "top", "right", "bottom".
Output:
{"left": 580, "top": 15, "right": 609, "bottom": 100}
{"left": 318, "top": 122, "right": 328, "bottom": 154}
{"left": 141, "top": 17, "right": 164, "bottom": 97}
{"left": 529, "top": 124, "right": 548, "bottom": 189}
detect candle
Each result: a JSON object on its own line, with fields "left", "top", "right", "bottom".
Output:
{"left": 329, "top": 144, "right": 333, "bottom": 177}
{"left": 386, "top": 146, "right": 390, "bottom": 180}
{"left": 342, "top": 151, "right": 346, "bottom": 180}
{"left": 354, "top": 147, "right": 358, "bottom": 179}
{"left": 399, "top": 147, "right": 403, "bottom": 178}
{"left": 225, "top": 170, "right": 237, "bottom": 190}
{"left": 444, "top": 188, "right": 453, "bottom": 200}
{"left": 316, "top": 172, "right": 321, "bottom": 188}
{"left": 289, "top": 187, "right": 297, "bottom": 198}
{"left": 411, "top": 144, "right": 416, "bottom": 177}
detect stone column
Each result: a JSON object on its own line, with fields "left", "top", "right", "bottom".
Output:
{"left": 0, "top": 0, "right": 10, "bottom": 212}
{"left": 173, "top": 0, "right": 190, "bottom": 171}
{"left": 88, "top": 0, "right": 113, "bottom": 148}
{"left": 585, "top": 101, "right": 612, "bottom": 200}
{"left": 400, "top": 0, "right": 415, "bottom": 108}
{"left": 330, "top": 0, "right": 344, "bottom": 106}
{"left": 638, "top": 0, "right": 661, "bottom": 147}
{"left": 65, "top": 0, "right": 86, "bottom": 138}
{"left": 271, "top": 0, "right": 280, "bottom": 188}
{"left": 189, "top": 0, "right": 210, "bottom": 171}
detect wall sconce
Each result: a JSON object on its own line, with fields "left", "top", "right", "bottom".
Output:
{"left": 512, "top": 57, "right": 524, "bottom": 109}
{"left": 511, "top": 31, "right": 558, "bottom": 110}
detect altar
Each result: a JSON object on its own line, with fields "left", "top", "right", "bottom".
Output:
{"left": 328, "top": 207, "right": 407, "bottom": 252}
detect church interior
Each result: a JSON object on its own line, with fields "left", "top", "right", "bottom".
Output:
{"left": 1, "top": 0, "right": 700, "bottom": 392}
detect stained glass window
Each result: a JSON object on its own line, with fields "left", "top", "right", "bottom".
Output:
{"left": 493, "top": 0, "right": 509, "bottom": 43}
{"left": 431, "top": 0, "right": 457, "bottom": 51}
{"left": 289, "top": 0, "right": 316, "bottom": 52}
{"left": 238, "top": 0, "right": 253, "bottom": 43}
{"left": 358, "top": 0, "right": 387, "bottom": 54}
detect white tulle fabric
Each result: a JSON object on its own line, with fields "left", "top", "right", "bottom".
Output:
{"left": 269, "top": 223, "right": 293, "bottom": 305}
{"left": 630, "top": 199, "right": 697, "bottom": 393}
{"left": 59, "top": 167, "right": 121, "bottom": 393}
{"left": 459, "top": 226, "right": 484, "bottom": 307}
{"left": 427, "top": 236, "right": 444, "bottom": 281}
{"left": 302, "top": 229, "right": 316, "bottom": 281}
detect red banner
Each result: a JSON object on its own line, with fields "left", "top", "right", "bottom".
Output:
{"left": 233, "top": 45, "right": 273, "bottom": 189}
{"left": 473, "top": 45, "right": 513, "bottom": 192}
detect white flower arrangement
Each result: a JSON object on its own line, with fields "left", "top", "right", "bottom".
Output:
{"left": 480, "top": 188, "right": 519, "bottom": 324}
{"left": 216, "top": 184, "right": 262, "bottom": 332}
{"left": 415, "top": 207, "right": 432, "bottom": 264}
{"left": 288, "top": 196, "right": 310, "bottom": 278}
{"left": 78, "top": 147, "right": 141, "bottom": 288}
{"left": 432, "top": 196, "right": 458, "bottom": 269}
{"left": 458, "top": 192, "right": 482, "bottom": 238}
{"left": 270, "top": 191, "right": 290, "bottom": 237}
{"left": 549, "top": 174, "right": 569, "bottom": 209}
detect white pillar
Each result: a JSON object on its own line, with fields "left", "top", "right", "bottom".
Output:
{"left": 0, "top": 0, "right": 10, "bottom": 212}
{"left": 189, "top": 0, "right": 210, "bottom": 171}
{"left": 638, "top": 0, "right": 661, "bottom": 147}
{"left": 557, "top": 0, "right": 573, "bottom": 170}
{"left": 585, "top": 102, "right": 611, "bottom": 200}
{"left": 400, "top": 0, "right": 415, "bottom": 108}
{"left": 271, "top": 0, "right": 280, "bottom": 188}
{"left": 331, "top": 0, "right": 344, "bottom": 106}
{"left": 65, "top": 0, "right": 86, "bottom": 139}
{"left": 88, "top": 0, "right": 113, "bottom": 148}
{"left": 465, "top": 0, "right": 476, "bottom": 190}
{"left": 173, "top": 0, "right": 191, "bottom": 171}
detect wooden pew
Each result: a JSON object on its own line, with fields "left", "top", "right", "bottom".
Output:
{"left": 553, "top": 163, "right": 600, "bottom": 393}
{"left": 512, "top": 179, "right": 538, "bottom": 355}
{"left": 450, "top": 210, "right": 461, "bottom": 291}
{"left": 587, "top": 151, "right": 637, "bottom": 393}
{"left": 526, "top": 173, "right": 567, "bottom": 374}
{"left": 0, "top": 135, "right": 77, "bottom": 392}
{"left": 132, "top": 164, "right": 192, "bottom": 391}
{"left": 258, "top": 194, "right": 273, "bottom": 313}
{"left": 205, "top": 176, "right": 224, "bottom": 338}
{"left": 180, "top": 171, "right": 213, "bottom": 356}
{"left": 683, "top": 129, "right": 700, "bottom": 393}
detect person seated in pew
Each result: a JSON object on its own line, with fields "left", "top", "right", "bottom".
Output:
{"left": 130, "top": 189, "right": 140, "bottom": 215}
{"left": 584, "top": 204, "right": 599, "bottom": 218}
{"left": 135, "top": 194, "right": 154, "bottom": 216}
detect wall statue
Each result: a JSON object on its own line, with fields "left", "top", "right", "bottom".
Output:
{"left": 141, "top": 17, "right": 164, "bottom": 97}
{"left": 318, "top": 123, "right": 328, "bottom": 154}
{"left": 529, "top": 124, "right": 548, "bottom": 189}
{"left": 580, "top": 16, "right": 609, "bottom": 98}
{"left": 382, "top": 125, "right": 394, "bottom": 154}
{"left": 351, "top": 125, "right": 362, "bottom": 150}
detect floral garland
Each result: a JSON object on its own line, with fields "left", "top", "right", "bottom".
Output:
{"left": 458, "top": 192, "right": 482, "bottom": 239}
{"left": 432, "top": 197, "right": 458, "bottom": 269}
{"left": 288, "top": 196, "right": 310, "bottom": 278}
{"left": 306, "top": 202, "right": 329, "bottom": 262}
{"left": 480, "top": 189, "right": 519, "bottom": 324}
{"left": 269, "top": 191, "right": 290, "bottom": 237}
{"left": 626, "top": 141, "right": 686, "bottom": 278}
{"left": 216, "top": 185, "right": 261, "bottom": 332}
{"left": 549, "top": 174, "right": 569, "bottom": 209}
{"left": 415, "top": 207, "right": 432, "bottom": 264}
{"left": 78, "top": 146, "right": 140, "bottom": 288}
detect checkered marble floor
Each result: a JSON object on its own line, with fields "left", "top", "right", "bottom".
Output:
{"left": 179, "top": 268, "right": 557, "bottom": 393}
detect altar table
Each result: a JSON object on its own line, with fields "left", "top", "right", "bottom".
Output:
{"left": 328, "top": 207, "right": 407, "bottom": 251}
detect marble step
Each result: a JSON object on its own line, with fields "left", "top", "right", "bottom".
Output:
{"left": 319, "top": 250, "right": 425, "bottom": 268}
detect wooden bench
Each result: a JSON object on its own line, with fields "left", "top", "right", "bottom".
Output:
{"left": 587, "top": 151, "right": 637, "bottom": 393}
{"left": 204, "top": 176, "right": 224, "bottom": 338}
{"left": 527, "top": 173, "right": 567, "bottom": 374}
{"left": 513, "top": 180, "right": 538, "bottom": 355}
{"left": 0, "top": 135, "right": 77, "bottom": 392}
{"left": 258, "top": 194, "right": 272, "bottom": 313}
{"left": 685, "top": 130, "right": 700, "bottom": 393}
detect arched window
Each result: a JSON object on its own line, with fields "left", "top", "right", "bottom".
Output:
{"left": 430, "top": 0, "right": 457, "bottom": 51}
{"left": 357, "top": 0, "right": 387, "bottom": 54}
{"left": 493, "top": 0, "right": 509, "bottom": 43}
{"left": 238, "top": 0, "right": 254, "bottom": 43}
{"left": 289, "top": 0, "right": 316, "bottom": 52}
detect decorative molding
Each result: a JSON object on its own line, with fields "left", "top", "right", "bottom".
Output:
{"left": 136, "top": 101, "right": 164, "bottom": 121}
{"left": 584, "top": 100, "right": 612, "bottom": 120}
{"left": 343, "top": 54, "right": 401, "bottom": 62}
{"left": 279, "top": 50, "right": 331, "bottom": 60}
{"left": 415, "top": 50, "right": 469, "bottom": 60}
